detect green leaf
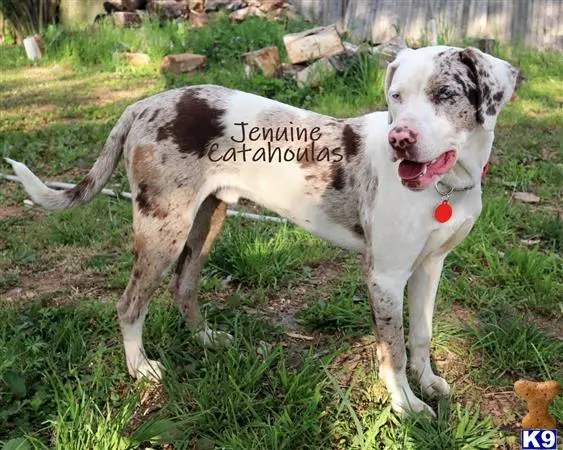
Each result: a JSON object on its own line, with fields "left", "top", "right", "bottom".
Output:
{"left": 2, "top": 437, "right": 32, "bottom": 450}
{"left": 2, "top": 370, "right": 27, "bottom": 397}
{"left": 129, "top": 419, "right": 179, "bottom": 443}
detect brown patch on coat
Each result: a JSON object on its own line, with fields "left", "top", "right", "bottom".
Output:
{"left": 330, "top": 164, "right": 345, "bottom": 190}
{"left": 342, "top": 124, "right": 361, "bottom": 161}
{"left": 297, "top": 143, "right": 316, "bottom": 169}
{"left": 152, "top": 206, "right": 168, "bottom": 219}
{"left": 135, "top": 234, "right": 146, "bottom": 259}
{"left": 132, "top": 144, "right": 156, "bottom": 176}
{"left": 135, "top": 182, "right": 152, "bottom": 215}
{"left": 131, "top": 144, "right": 168, "bottom": 217}
{"left": 66, "top": 176, "right": 93, "bottom": 202}
{"left": 156, "top": 89, "right": 225, "bottom": 158}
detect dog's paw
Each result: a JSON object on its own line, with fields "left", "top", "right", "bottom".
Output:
{"left": 129, "top": 359, "right": 164, "bottom": 382}
{"left": 420, "top": 374, "right": 451, "bottom": 398}
{"left": 392, "top": 395, "right": 436, "bottom": 418}
{"left": 196, "top": 328, "right": 233, "bottom": 348}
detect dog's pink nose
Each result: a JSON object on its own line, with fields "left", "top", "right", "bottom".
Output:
{"left": 388, "top": 127, "right": 418, "bottom": 153}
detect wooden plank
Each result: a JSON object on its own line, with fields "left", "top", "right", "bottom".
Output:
{"left": 404, "top": 0, "right": 429, "bottom": 42}
{"left": 550, "top": 0, "right": 563, "bottom": 48}
{"left": 532, "top": 0, "right": 541, "bottom": 48}
{"left": 466, "top": 0, "right": 488, "bottom": 37}
{"left": 539, "top": 0, "right": 559, "bottom": 48}
{"left": 322, "top": 0, "right": 346, "bottom": 27}
{"left": 344, "top": 0, "right": 376, "bottom": 42}
{"left": 443, "top": 0, "right": 464, "bottom": 42}
{"left": 371, "top": 0, "right": 397, "bottom": 43}
{"left": 485, "top": 0, "right": 504, "bottom": 42}
{"left": 292, "top": 0, "right": 323, "bottom": 22}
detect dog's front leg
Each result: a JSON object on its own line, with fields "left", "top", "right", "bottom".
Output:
{"left": 407, "top": 254, "right": 451, "bottom": 398}
{"left": 362, "top": 255, "right": 434, "bottom": 416}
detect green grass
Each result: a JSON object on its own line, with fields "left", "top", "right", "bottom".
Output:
{"left": 207, "top": 218, "right": 340, "bottom": 289}
{"left": 1, "top": 12, "right": 562, "bottom": 450}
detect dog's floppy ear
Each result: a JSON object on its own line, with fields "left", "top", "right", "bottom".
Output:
{"left": 459, "top": 47, "right": 522, "bottom": 131}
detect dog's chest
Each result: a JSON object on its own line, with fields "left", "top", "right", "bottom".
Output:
{"left": 370, "top": 183, "right": 482, "bottom": 268}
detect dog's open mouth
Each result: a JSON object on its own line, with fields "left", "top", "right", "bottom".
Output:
{"left": 398, "top": 150, "right": 457, "bottom": 189}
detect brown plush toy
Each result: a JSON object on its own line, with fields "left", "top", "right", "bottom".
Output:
{"left": 514, "top": 379, "right": 561, "bottom": 429}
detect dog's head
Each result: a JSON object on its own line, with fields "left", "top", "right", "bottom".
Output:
{"left": 384, "top": 45, "right": 522, "bottom": 190}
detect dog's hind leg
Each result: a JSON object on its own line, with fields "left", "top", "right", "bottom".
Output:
{"left": 171, "top": 195, "right": 232, "bottom": 346}
{"left": 117, "top": 198, "right": 195, "bottom": 381}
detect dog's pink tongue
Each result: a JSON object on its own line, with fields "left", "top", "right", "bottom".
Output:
{"left": 398, "top": 160, "right": 425, "bottom": 180}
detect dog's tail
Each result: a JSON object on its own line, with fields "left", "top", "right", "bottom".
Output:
{"left": 5, "top": 105, "right": 137, "bottom": 210}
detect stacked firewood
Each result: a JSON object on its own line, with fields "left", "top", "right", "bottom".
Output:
{"left": 102, "top": 0, "right": 407, "bottom": 83}
{"left": 103, "top": 0, "right": 295, "bottom": 27}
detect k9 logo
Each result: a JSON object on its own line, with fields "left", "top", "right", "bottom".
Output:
{"left": 521, "top": 429, "right": 557, "bottom": 450}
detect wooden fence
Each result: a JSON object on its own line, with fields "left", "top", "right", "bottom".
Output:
{"left": 291, "top": 0, "right": 563, "bottom": 49}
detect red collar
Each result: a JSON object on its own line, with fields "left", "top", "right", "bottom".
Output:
{"left": 482, "top": 161, "right": 490, "bottom": 178}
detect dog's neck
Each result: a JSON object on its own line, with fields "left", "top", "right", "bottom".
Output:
{"left": 439, "top": 130, "right": 495, "bottom": 192}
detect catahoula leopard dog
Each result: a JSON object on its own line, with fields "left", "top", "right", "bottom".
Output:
{"left": 7, "top": 45, "right": 522, "bottom": 416}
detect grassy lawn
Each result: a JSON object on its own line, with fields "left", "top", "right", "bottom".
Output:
{"left": 1, "top": 15, "right": 562, "bottom": 450}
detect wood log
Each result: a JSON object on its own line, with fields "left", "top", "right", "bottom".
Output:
{"left": 242, "top": 46, "right": 280, "bottom": 78}
{"left": 259, "top": 0, "right": 284, "bottom": 12}
{"left": 161, "top": 53, "right": 207, "bottom": 74}
{"left": 188, "top": 0, "right": 206, "bottom": 13}
{"left": 277, "top": 62, "right": 306, "bottom": 78}
{"left": 112, "top": 11, "right": 141, "bottom": 26}
{"left": 147, "top": 0, "right": 189, "bottom": 19}
{"left": 124, "top": 52, "right": 151, "bottom": 66}
{"left": 23, "top": 35, "right": 44, "bottom": 60}
{"left": 103, "top": 0, "right": 145, "bottom": 12}
{"left": 296, "top": 57, "right": 335, "bottom": 87}
{"left": 190, "top": 11, "right": 209, "bottom": 27}
{"left": 206, "top": 0, "right": 246, "bottom": 11}
{"left": 371, "top": 36, "right": 407, "bottom": 67}
{"left": 283, "top": 25, "right": 345, "bottom": 64}
{"left": 228, "top": 6, "right": 264, "bottom": 22}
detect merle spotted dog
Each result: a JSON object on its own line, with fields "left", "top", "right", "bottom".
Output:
{"left": 7, "top": 45, "right": 521, "bottom": 416}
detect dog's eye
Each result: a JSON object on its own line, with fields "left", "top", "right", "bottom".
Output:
{"left": 439, "top": 87, "right": 457, "bottom": 101}
{"left": 390, "top": 92, "right": 401, "bottom": 102}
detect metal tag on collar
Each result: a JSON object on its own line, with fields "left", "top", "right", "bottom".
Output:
{"left": 434, "top": 182, "right": 454, "bottom": 223}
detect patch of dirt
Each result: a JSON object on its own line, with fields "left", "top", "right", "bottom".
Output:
{"left": 525, "top": 310, "right": 563, "bottom": 340}
{"left": 541, "top": 148, "right": 560, "bottom": 161}
{"left": 1, "top": 246, "right": 115, "bottom": 308}
{"left": 21, "top": 66, "right": 57, "bottom": 82}
{"left": 264, "top": 258, "right": 347, "bottom": 329}
{"left": 449, "top": 301, "right": 477, "bottom": 325}
{"left": 92, "top": 86, "right": 150, "bottom": 107}
{"left": 329, "top": 335, "right": 379, "bottom": 387}
{"left": 476, "top": 388, "right": 524, "bottom": 429}
{"left": 0, "top": 204, "right": 31, "bottom": 219}
{"left": 127, "top": 383, "right": 169, "bottom": 433}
